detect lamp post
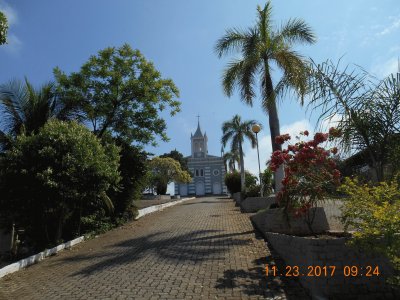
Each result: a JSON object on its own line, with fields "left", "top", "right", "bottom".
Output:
{"left": 251, "top": 124, "right": 263, "bottom": 197}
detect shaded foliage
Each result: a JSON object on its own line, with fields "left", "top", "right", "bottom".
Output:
{"left": 224, "top": 171, "right": 241, "bottom": 194}
{"left": 107, "top": 137, "right": 148, "bottom": 220}
{"left": 0, "top": 120, "right": 120, "bottom": 249}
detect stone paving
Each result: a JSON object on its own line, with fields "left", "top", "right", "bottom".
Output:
{"left": 0, "top": 197, "right": 309, "bottom": 299}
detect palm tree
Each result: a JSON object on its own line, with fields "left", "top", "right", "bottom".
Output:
{"left": 221, "top": 115, "right": 258, "bottom": 191}
{"left": 0, "top": 78, "right": 73, "bottom": 150}
{"left": 223, "top": 150, "right": 240, "bottom": 172}
{"left": 215, "top": 1, "right": 316, "bottom": 191}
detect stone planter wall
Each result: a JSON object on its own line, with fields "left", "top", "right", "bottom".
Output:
{"left": 239, "top": 195, "right": 276, "bottom": 213}
{"left": 232, "top": 192, "right": 242, "bottom": 204}
{"left": 251, "top": 207, "right": 330, "bottom": 235}
{"left": 265, "top": 232, "right": 399, "bottom": 299}
{"left": 142, "top": 194, "right": 171, "bottom": 201}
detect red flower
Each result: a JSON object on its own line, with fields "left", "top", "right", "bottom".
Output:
{"left": 303, "top": 130, "right": 309, "bottom": 136}
{"left": 333, "top": 169, "right": 340, "bottom": 179}
{"left": 314, "top": 133, "right": 328, "bottom": 144}
{"left": 275, "top": 134, "right": 291, "bottom": 145}
{"left": 331, "top": 147, "right": 338, "bottom": 155}
{"left": 329, "top": 127, "right": 342, "bottom": 138}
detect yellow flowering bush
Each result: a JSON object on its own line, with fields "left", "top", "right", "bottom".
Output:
{"left": 339, "top": 177, "right": 400, "bottom": 284}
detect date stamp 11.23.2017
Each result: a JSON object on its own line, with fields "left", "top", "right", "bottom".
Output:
{"left": 265, "top": 265, "right": 381, "bottom": 278}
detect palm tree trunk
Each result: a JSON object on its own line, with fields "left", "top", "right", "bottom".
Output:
{"left": 264, "top": 65, "right": 284, "bottom": 192}
{"left": 239, "top": 141, "right": 245, "bottom": 192}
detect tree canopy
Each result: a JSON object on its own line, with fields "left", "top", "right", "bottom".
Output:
{"left": 0, "top": 11, "right": 8, "bottom": 45}
{"left": 159, "top": 149, "right": 189, "bottom": 172}
{"left": 54, "top": 44, "right": 181, "bottom": 146}
{"left": 148, "top": 157, "right": 191, "bottom": 195}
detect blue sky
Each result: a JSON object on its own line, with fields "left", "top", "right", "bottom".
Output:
{"left": 1, "top": 0, "right": 399, "bottom": 180}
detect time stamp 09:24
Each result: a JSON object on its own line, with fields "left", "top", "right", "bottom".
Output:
{"left": 266, "top": 265, "right": 381, "bottom": 277}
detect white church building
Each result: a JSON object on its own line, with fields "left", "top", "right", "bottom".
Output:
{"left": 175, "top": 120, "right": 227, "bottom": 196}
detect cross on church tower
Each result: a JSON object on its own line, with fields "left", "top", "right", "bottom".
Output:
{"left": 197, "top": 115, "right": 200, "bottom": 124}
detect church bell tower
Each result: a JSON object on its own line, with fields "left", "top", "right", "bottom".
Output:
{"left": 191, "top": 117, "right": 208, "bottom": 158}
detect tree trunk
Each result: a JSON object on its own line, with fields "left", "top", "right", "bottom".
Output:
{"left": 264, "top": 64, "right": 284, "bottom": 192}
{"left": 239, "top": 141, "right": 246, "bottom": 192}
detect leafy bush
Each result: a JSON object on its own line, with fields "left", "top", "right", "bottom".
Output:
{"left": 107, "top": 138, "right": 148, "bottom": 221}
{"left": 0, "top": 120, "right": 120, "bottom": 249}
{"left": 225, "top": 171, "right": 241, "bottom": 194}
{"left": 245, "top": 171, "right": 258, "bottom": 189}
{"left": 339, "top": 177, "right": 400, "bottom": 285}
{"left": 270, "top": 129, "right": 341, "bottom": 233}
{"left": 243, "top": 184, "right": 261, "bottom": 198}
{"left": 261, "top": 168, "right": 273, "bottom": 194}
{"left": 148, "top": 157, "right": 191, "bottom": 195}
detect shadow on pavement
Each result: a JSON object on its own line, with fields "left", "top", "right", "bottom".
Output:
{"left": 215, "top": 255, "right": 310, "bottom": 299}
{"left": 62, "top": 229, "right": 254, "bottom": 277}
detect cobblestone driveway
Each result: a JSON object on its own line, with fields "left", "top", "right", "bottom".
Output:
{"left": 0, "top": 197, "right": 308, "bottom": 299}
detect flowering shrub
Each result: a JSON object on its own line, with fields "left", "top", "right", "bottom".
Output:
{"left": 270, "top": 128, "right": 341, "bottom": 232}
{"left": 339, "top": 177, "right": 400, "bottom": 285}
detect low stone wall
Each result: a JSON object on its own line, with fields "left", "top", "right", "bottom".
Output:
{"left": 251, "top": 207, "right": 330, "bottom": 235}
{"left": 0, "top": 236, "right": 84, "bottom": 279}
{"left": 142, "top": 194, "right": 171, "bottom": 201}
{"left": 240, "top": 195, "right": 276, "bottom": 213}
{"left": 232, "top": 192, "right": 242, "bottom": 204}
{"left": 265, "top": 232, "right": 399, "bottom": 299}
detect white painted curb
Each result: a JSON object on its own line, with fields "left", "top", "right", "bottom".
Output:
{"left": 136, "top": 197, "right": 196, "bottom": 219}
{"left": 0, "top": 236, "right": 84, "bottom": 279}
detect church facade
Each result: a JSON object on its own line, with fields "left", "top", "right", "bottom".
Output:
{"left": 175, "top": 121, "right": 227, "bottom": 196}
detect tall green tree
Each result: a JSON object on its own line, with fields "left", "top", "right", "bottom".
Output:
{"left": 0, "top": 79, "right": 73, "bottom": 151}
{"left": 54, "top": 44, "right": 181, "bottom": 146}
{"left": 221, "top": 115, "right": 258, "bottom": 191}
{"left": 215, "top": 1, "right": 316, "bottom": 190}
{"left": 0, "top": 11, "right": 8, "bottom": 45}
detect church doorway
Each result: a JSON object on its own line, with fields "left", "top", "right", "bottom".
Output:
{"left": 196, "top": 181, "right": 205, "bottom": 196}
{"left": 180, "top": 184, "right": 188, "bottom": 196}
{"left": 213, "top": 182, "right": 222, "bottom": 195}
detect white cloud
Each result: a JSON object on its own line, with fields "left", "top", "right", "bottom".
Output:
{"left": 0, "top": 0, "right": 17, "bottom": 26}
{"left": 0, "top": 1, "right": 21, "bottom": 53}
{"left": 389, "top": 45, "right": 400, "bottom": 53}
{"left": 319, "top": 113, "right": 341, "bottom": 132}
{"left": 1, "top": 33, "right": 22, "bottom": 54}
{"left": 371, "top": 57, "right": 399, "bottom": 78}
{"left": 377, "top": 16, "right": 400, "bottom": 36}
